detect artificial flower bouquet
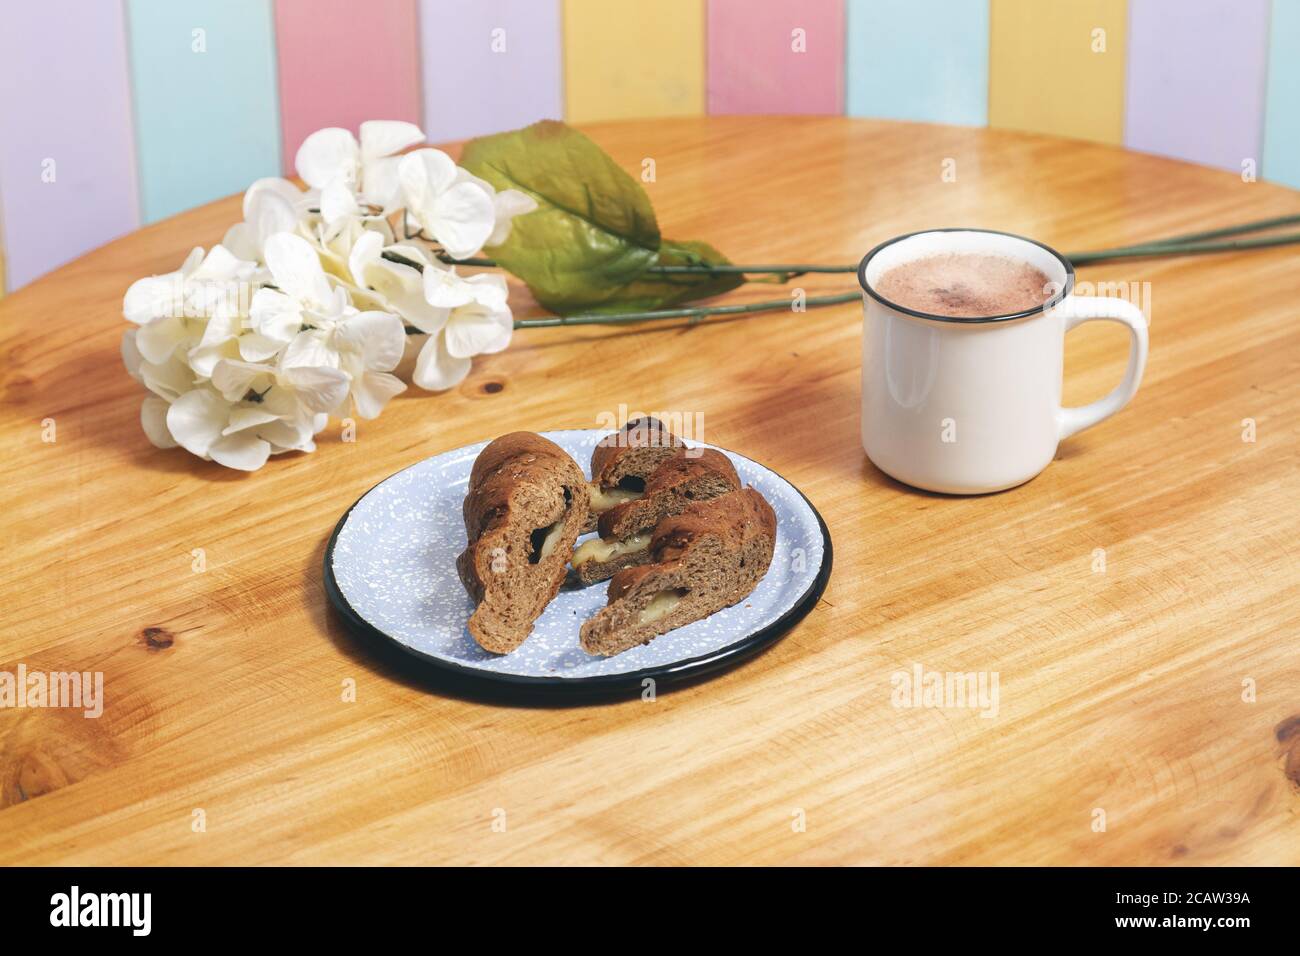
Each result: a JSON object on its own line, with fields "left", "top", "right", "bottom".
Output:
{"left": 121, "top": 119, "right": 768, "bottom": 472}
{"left": 121, "top": 120, "right": 537, "bottom": 471}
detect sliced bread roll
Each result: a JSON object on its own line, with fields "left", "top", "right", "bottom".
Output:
{"left": 579, "top": 488, "right": 776, "bottom": 657}
{"left": 571, "top": 447, "right": 740, "bottom": 584}
{"left": 457, "top": 432, "right": 590, "bottom": 653}
{"left": 582, "top": 417, "right": 685, "bottom": 532}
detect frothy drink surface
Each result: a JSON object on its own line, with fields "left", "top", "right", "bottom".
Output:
{"left": 875, "top": 253, "right": 1052, "bottom": 318}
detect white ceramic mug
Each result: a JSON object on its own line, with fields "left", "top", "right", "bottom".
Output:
{"left": 858, "top": 228, "right": 1148, "bottom": 494}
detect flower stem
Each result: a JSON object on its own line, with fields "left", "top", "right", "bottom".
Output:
{"left": 645, "top": 263, "right": 856, "bottom": 275}
{"left": 451, "top": 215, "right": 1300, "bottom": 279}
{"left": 437, "top": 255, "right": 497, "bottom": 268}
{"left": 1064, "top": 231, "right": 1300, "bottom": 265}
{"left": 420, "top": 214, "right": 1300, "bottom": 331}
{"left": 1084, "top": 214, "right": 1300, "bottom": 250}
{"left": 513, "top": 291, "right": 861, "bottom": 328}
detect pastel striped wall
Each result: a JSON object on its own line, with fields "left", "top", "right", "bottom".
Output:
{"left": 4, "top": 1, "right": 1300, "bottom": 296}
{"left": 989, "top": 0, "right": 1127, "bottom": 145}
{"left": 1263, "top": 0, "right": 1300, "bottom": 189}
{"left": 127, "top": 0, "right": 282, "bottom": 223}
{"left": 1125, "top": 0, "right": 1271, "bottom": 174}
{"left": 845, "top": 0, "right": 989, "bottom": 126}
{"left": 274, "top": 0, "right": 423, "bottom": 173}
{"left": 563, "top": 0, "right": 706, "bottom": 122}
{"left": 0, "top": 1, "right": 139, "bottom": 290}
{"left": 707, "top": 0, "right": 844, "bottom": 114}
{"left": 419, "top": 0, "right": 563, "bottom": 143}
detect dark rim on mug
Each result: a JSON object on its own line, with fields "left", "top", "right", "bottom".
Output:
{"left": 857, "top": 227, "right": 1077, "bottom": 325}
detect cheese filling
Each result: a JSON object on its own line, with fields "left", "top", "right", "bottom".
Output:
{"left": 529, "top": 519, "right": 566, "bottom": 564}
{"left": 587, "top": 483, "right": 641, "bottom": 513}
{"left": 571, "top": 532, "right": 652, "bottom": 567}
{"left": 638, "top": 588, "right": 689, "bottom": 624}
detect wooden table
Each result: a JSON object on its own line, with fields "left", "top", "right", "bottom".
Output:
{"left": 2, "top": 117, "right": 1298, "bottom": 866}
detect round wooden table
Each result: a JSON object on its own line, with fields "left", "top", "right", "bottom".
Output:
{"left": 2, "top": 117, "right": 1298, "bottom": 865}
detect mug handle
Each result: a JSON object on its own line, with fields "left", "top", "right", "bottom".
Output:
{"left": 1056, "top": 296, "right": 1149, "bottom": 441}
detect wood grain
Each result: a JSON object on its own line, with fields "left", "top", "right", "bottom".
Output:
{"left": 1, "top": 117, "right": 1298, "bottom": 865}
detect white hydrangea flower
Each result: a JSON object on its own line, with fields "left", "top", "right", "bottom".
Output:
{"left": 346, "top": 231, "right": 446, "bottom": 328}
{"left": 122, "top": 244, "right": 262, "bottom": 391}
{"left": 295, "top": 120, "right": 425, "bottom": 224}
{"left": 279, "top": 309, "right": 407, "bottom": 419}
{"left": 222, "top": 179, "right": 308, "bottom": 262}
{"left": 249, "top": 232, "right": 407, "bottom": 419}
{"left": 121, "top": 119, "right": 530, "bottom": 471}
{"left": 164, "top": 379, "right": 329, "bottom": 473}
{"left": 410, "top": 265, "right": 512, "bottom": 391}
{"left": 397, "top": 148, "right": 498, "bottom": 259}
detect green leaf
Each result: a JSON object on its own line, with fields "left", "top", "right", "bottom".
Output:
{"left": 460, "top": 121, "right": 742, "bottom": 315}
{"left": 579, "top": 239, "right": 745, "bottom": 315}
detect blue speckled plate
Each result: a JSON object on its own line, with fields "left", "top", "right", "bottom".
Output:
{"left": 324, "top": 430, "right": 831, "bottom": 694}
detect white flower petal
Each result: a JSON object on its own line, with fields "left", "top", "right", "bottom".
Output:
{"left": 178, "top": 246, "right": 206, "bottom": 277}
{"left": 264, "top": 233, "right": 332, "bottom": 307}
{"left": 242, "top": 177, "right": 307, "bottom": 220}
{"left": 187, "top": 336, "right": 241, "bottom": 380}
{"left": 342, "top": 282, "right": 391, "bottom": 314}
{"left": 208, "top": 433, "right": 271, "bottom": 471}
{"left": 321, "top": 178, "right": 361, "bottom": 226}
{"left": 351, "top": 371, "right": 406, "bottom": 419}
{"left": 249, "top": 287, "right": 303, "bottom": 344}
{"left": 385, "top": 242, "right": 431, "bottom": 267}
{"left": 336, "top": 310, "right": 406, "bottom": 371}
{"left": 140, "top": 356, "right": 195, "bottom": 402}
{"left": 394, "top": 331, "right": 427, "bottom": 381}
{"left": 429, "top": 182, "right": 496, "bottom": 259}
{"left": 247, "top": 187, "right": 300, "bottom": 252}
{"left": 295, "top": 127, "right": 359, "bottom": 190}
{"left": 444, "top": 308, "right": 512, "bottom": 359}
{"left": 166, "top": 389, "right": 229, "bottom": 458}
{"left": 455, "top": 168, "right": 496, "bottom": 195}
{"left": 422, "top": 263, "right": 475, "bottom": 309}
{"left": 346, "top": 229, "right": 385, "bottom": 289}
{"left": 362, "top": 155, "right": 403, "bottom": 210}
{"left": 123, "top": 274, "right": 180, "bottom": 324}
{"left": 412, "top": 332, "right": 471, "bottom": 391}
{"left": 122, "top": 329, "right": 143, "bottom": 381}
{"left": 135, "top": 315, "right": 188, "bottom": 364}
{"left": 478, "top": 314, "right": 513, "bottom": 355}
{"left": 222, "top": 406, "right": 280, "bottom": 435}
{"left": 359, "top": 120, "right": 424, "bottom": 161}
{"left": 398, "top": 148, "right": 459, "bottom": 211}
{"left": 465, "top": 272, "right": 510, "bottom": 310}
{"left": 221, "top": 222, "right": 259, "bottom": 263}
{"left": 192, "top": 244, "right": 247, "bottom": 280}
{"left": 237, "top": 332, "right": 287, "bottom": 363}
{"left": 487, "top": 188, "right": 538, "bottom": 246}
{"left": 211, "top": 359, "right": 271, "bottom": 402}
{"left": 140, "top": 396, "right": 177, "bottom": 449}
{"left": 280, "top": 364, "right": 351, "bottom": 414}
{"left": 195, "top": 307, "right": 241, "bottom": 349}
{"left": 280, "top": 330, "right": 338, "bottom": 371}
{"left": 257, "top": 417, "right": 316, "bottom": 453}
{"left": 392, "top": 287, "right": 450, "bottom": 335}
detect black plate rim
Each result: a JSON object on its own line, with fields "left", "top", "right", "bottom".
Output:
{"left": 322, "top": 434, "right": 834, "bottom": 694}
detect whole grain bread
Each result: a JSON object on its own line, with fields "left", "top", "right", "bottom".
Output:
{"left": 579, "top": 488, "right": 777, "bottom": 657}
{"left": 582, "top": 417, "right": 686, "bottom": 532}
{"left": 572, "top": 447, "right": 741, "bottom": 584}
{"left": 457, "top": 432, "right": 590, "bottom": 653}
